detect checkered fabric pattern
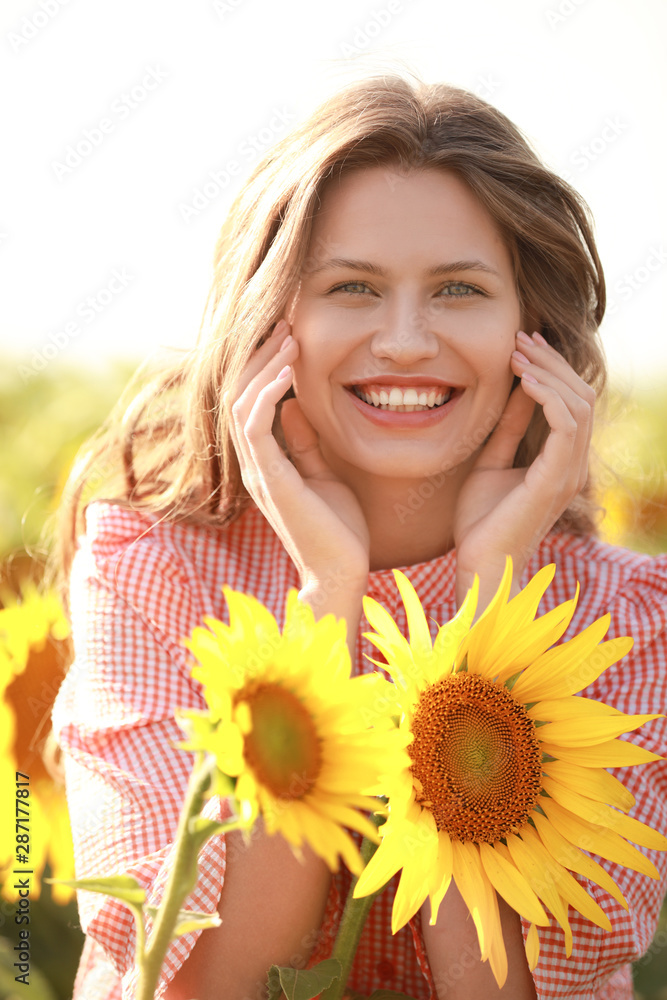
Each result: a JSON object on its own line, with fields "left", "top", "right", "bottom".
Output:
{"left": 52, "top": 501, "right": 667, "bottom": 999}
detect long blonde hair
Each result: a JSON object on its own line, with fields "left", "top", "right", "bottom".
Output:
{"left": 56, "top": 75, "right": 606, "bottom": 588}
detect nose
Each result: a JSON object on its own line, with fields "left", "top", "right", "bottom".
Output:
{"left": 369, "top": 299, "right": 439, "bottom": 364}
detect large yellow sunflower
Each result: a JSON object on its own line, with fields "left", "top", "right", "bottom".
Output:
{"left": 353, "top": 560, "right": 667, "bottom": 986}
{"left": 179, "top": 586, "right": 407, "bottom": 875}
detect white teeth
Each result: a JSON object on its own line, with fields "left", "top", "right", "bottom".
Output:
{"left": 353, "top": 385, "right": 452, "bottom": 411}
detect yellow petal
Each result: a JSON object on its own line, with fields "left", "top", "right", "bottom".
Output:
{"left": 542, "top": 759, "right": 635, "bottom": 812}
{"left": 525, "top": 922, "right": 540, "bottom": 971}
{"left": 542, "top": 776, "right": 667, "bottom": 851}
{"left": 491, "top": 596, "right": 578, "bottom": 684}
{"left": 363, "top": 595, "right": 413, "bottom": 661}
{"left": 540, "top": 738, "right": 663, "bottom": 768}
{"left": 473, "top": 563, "right": 559, "bottom": 678}
{"left": 540, "top": 796, "right": 661, "bottom": 879}
{"left": 505, "top": 833, "right": 573, "bottom": 954}
{"left": 428, "top": 833, "right": 454, "bottom": 924}
{"left": 457, "top": 558, "right": 514, "bottom": 674}
{"left": 361, "top": 634, "right": 417, "bottom": 696}
{"left": 532, "top": 810, "right": 629, "bottom": 910}
{"left": 485, "top": 880, "right": 509, "bottom": 989}
{"left": 512, "top": 632, "right": 633, "bottom": 702}
{"left": 390, "top": 811, "right": 439, "bottom": 932}
{"left": 519, "top": 825, "right": 612, "bottom": 931}
{"left": 354, "top": 825, "right": 408, "bottom": 898}
{"left": 451, "top": 840, "right": 494, "bottom": 961}
{"left": 538, "top": 713, "right": 662, "bottom": 747}
{"left": 432, "top": 578, "right": 479, "bottom": 675}
{"left": 529, "top": 697, "right": 621, "bottom": 722}
{"left": 478, "top": 842, "right": 549, "bottom": 926}
{"left": 393, "top": 570, "right": 433, "bottom": 660}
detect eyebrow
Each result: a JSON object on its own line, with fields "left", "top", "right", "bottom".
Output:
{"left": 307, "top": 257, "right": 502, "bottom": 279}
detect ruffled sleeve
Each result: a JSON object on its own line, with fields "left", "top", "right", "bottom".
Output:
{"left": 52, "top": 503, "right": 229, "bottom": 998}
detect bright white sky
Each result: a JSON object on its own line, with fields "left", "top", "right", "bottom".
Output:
{"left": 2, "top": 0, "right": 666, "bottom": 389}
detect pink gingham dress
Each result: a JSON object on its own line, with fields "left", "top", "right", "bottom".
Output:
{"left": 52, "top": 501, "right": 667, "bottom": 999}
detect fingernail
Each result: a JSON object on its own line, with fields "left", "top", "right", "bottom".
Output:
{"left": 516, "top": 330, "right": 532, "bottom": 344}
{"left": 279, "top": 334, "right": 293, "bottom": 352}
{"left": 277, "top": 364, "right": 291, "bottom": 380}
{"left": 532, "top": 331, "right": 548, "bottom": 345}
{"left": 512, "top": 350, "right": 530, "bottom": 364}
{"left": 272, "top": 319, "right": 288, "bottom": 337}
{"left": 521, "top": 371, "right": 538, "bottom": 384}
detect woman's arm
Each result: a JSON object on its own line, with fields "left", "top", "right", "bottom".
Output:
{"left": 165, "top": 828, "right": 330, "bottom": 1000}
{"left": 423, "top": 885, "right": 537, "bottom": 1000}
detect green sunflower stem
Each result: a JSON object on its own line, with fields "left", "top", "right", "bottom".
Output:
{"left": 135, "top": 753, "right": 234, "bottom": 1000}
{"left": 320, "top": 833, "right": 384, "bottom": 1000}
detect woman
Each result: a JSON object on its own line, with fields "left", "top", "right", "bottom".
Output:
{"left": 52, "top": 76, "right": 667, "bottom": 999}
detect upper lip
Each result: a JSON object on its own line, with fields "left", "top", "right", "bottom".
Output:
{"left": 346, "top": 374, "right": 462, "bottom": 388}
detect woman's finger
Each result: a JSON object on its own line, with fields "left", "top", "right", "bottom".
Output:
{"left": 476, "top": 383, "right": 536, "bottom": 470}
{"left": 280, "top": 398, "right": 333, "bottom": 482}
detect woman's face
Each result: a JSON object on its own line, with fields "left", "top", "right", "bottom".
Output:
{"left": 287, "top": 166, "right": 523, "bottom": 487}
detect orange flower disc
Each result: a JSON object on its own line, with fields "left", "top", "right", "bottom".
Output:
{"left": 410, "top": 673, "right": 543, "bottom": 843}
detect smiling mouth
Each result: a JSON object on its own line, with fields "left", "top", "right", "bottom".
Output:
{"left": 350, "top": 384, "right": 453, "bottom": 412}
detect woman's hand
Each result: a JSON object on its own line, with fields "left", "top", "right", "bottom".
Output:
{"left": 229, "top": 320, "right": 371, "bottom": 627}
{"left": 453, "top": 330, "right": 595, "bottom": 608}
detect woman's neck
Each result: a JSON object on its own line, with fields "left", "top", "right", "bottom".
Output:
{"left": 351, "top": 470, "right": 466, "bottom": 572}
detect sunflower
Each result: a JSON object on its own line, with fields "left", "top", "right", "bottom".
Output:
{"left": 353, "top": 560, "right": 667, "bottom": 986}
{"left": 179, "top": 586, "right": 407, "bottom": 875}
{"left": 0, "top": 582, "right": 75, "bottom": 903}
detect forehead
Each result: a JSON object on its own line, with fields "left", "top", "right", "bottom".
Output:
{"left": 308, "top": 166, "right": 512, "bottom": 273}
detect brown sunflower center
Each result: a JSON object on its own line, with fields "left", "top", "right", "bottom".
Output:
{"left": 410, "top": 672, "right": 543, "bottom": 843}
{"left": 240, "top": 683, "right": 322, "bottom": 800}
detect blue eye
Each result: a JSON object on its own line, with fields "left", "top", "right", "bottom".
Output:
{"left": 329, "top": 281, "right": 371, "bottom": 295}
{"left": 439, "top": 283, "right": 480, "bottom": 297}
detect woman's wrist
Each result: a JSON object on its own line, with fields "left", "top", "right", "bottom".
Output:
{"left": 298, "top": 576, "right": 367, "bottom": 656}
{"left": 455, "top": 555, "right": 524, "bottom": 615}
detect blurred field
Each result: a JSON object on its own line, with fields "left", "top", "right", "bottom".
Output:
{"left": 0, "top": 358, "right": 665, "bottom": 998}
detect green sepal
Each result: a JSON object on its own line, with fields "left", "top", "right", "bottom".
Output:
{"left": 145, "top": 906, "right": 221, "bottom": 938}
{"left": 46, "top": 874, "right": 145, "bottom": 906}
{"left": 187, "top": 815, "right": 234, "bottom": 845}
{"left": 267, "top": 958, "right": 342, "bottom": 1000}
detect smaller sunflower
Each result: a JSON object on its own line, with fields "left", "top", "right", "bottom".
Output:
{"left": 179, "top": 587, "right": 407, "bottom": 875}
{"left": 353, "top": 560, "right": 667, "bottom": 986}
{"left": 1, "top": 582, "right": 74, "bottom": 902}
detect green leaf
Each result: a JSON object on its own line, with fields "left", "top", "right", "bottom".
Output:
{"left": 46, "top": 875, "right": 145, "bottom": 906}
{"left": 267, "top": 958, "right": 341, "bottom": 1000}
{"left": 145, "top": 906, "right": 221, "bottom": 938}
